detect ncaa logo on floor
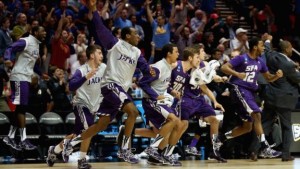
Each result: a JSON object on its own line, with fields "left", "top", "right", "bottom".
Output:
{"left": 292, "top": 124, "right": 300, "bottom": 141}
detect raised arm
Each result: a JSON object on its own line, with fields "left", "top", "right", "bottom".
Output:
{"left": 145, "top": 0, "right": 154, "bottom": 24}
{"left": 261, "top": 33, "right": 275, "bottom": 58}
{"left": 53, "top": 13, "right": 68, "bottom": 40}
{"left": 101, "top": 0, "right": 109, "bottom": 17}
{"left": 174, "top": 22, "right": 186, "bottom": 36}
{"left": 87, "top": 0, "right": 118, "bottom": 50}
{"left": 92, "top": 11, "right": 118, "bottom": 50}
{"left": 169, "top": 0, "right": 176, "bottom": 25}
{"left": 112, "top": 0, "right": 126, "bottom": 20}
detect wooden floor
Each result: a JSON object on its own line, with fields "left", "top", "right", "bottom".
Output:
{"left": 0, "top": 158, "right": 299, "bottom": 169}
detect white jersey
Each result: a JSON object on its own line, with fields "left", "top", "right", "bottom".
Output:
{"left": 72, "top": 63, "right": 106, "bottom": 112}
{"left": 101, "top": 39, "right": 141, "bottom": 92}
{"left": 10, "top": 35, "right": 40, "bottom": 82}
{"left": 146, "top": 59, "right": 172, "bottom": 97}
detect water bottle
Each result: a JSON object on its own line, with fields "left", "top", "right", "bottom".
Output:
{"left": 200, "top": 147, "right": 205, "bottom": 160}
{"left": 136, "top": 88, "right": 143, "bottom": 98}
{"left": 131, "top": 89, "right": 136, "bottom": 98}
{"left": 135, "top": 88, "right": 141, "bottom": 98}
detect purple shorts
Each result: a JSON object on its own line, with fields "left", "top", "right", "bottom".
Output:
{"left": 73, "top": 104, "right": 95, "bottom": 135}
{"left": 230, "top": 84, "right": 261, "bottom": 122}
{"left": 97, "top": 83, "right": 132, "bottom": 121}
{"left": 142, "top": 98, "right": 178, "bottom": 129}
{"left": 10, "top": 81, "right": 30, "bottom": 105}
{"left": 180, "top": 96, "right": 216, "bottom": 120}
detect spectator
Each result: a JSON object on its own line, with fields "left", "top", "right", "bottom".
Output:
{"left": 216, "top": 44, "right": 230, "bottom": 65}
{"left": 174, "top": 20, "right": 199, "bottom": 58}
{"left": 0, "top": 0, "right": 10, "bottom": 18}
{"left": 130, "top": 14, "right": 144, "bottom": 40}
{"left": 219, "top": 37, "right": 231, "bottom": 55}
{"left": 50, "top": 14, "right": 73, "bottom": 70}
{"left": 112, "top": 27, "right": 121, "bottom": 38}
{"left": 47, "top": 67, "right": 72, "bottom": 113}
{"left": 54, "top": 0, "right": 75, "bottom": 20}
{"left": 11, "top": 13, "right": 29, "bottom": 41}
{"left": 0, "top": 66, "right": 10, "bottom": 112}
{"left": 28, "top": 75, "right": 53, "bottom": 118}
{"left": 113, "top": 4, "right": 132, "bottom": 29}
{"left": 190, "top": 9, "right": 206, "bottom": 33}
{"left": 145, "top": 0, "right": 175, "bottom": 63}
{"left": 0, "top": 17, "right": 13, "bottom": 64}
{"left": 221, "top": 15, "right": 237, "bottom": 40}
{"left": 174, "top": 0, "right": 194, "bottom": 28}
{"left": 205, "top": 13, "right": 224, "bottom": 43}
{"left": 230, "top": 28, "right": 249, "bottom": 54}
{"left": 70, "top": 51, "right": 87, "bottom": 76}
{"left": 202, "top": 31, "right": 216, "bottom": 55}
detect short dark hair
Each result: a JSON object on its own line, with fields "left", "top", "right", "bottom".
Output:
{"left": 77, "top": 51, "right": 85, "bottom": 60}
{"left": 212, "top": 48, "right": 222, "bottom": 55}
{"left": 0, "top": 17, "right": 10, "bottom": 26}
{"left": 112, "top": 27, "right": 121, "bottom": 37}
{"left": 192, "top": 43, "right": 204, "bottom": 51}
{"left": 86, "top": 45, "right": 102, "bottom": 59}
{"left": 121, "top": 27, "right": 132, "bottom": 40}
{"left": 182, "top": 47, "right": 198, "bottom": 61}
{"left": 161, "top": 43, "right": 177, "bottom": 58}
{"left": 279, "top": 40, "right": 290, "bottom": 53}
{"left": 31, "top": 26, "right": 43, "bottom": 35}
{"left": 249, "top": 37, "right": 260, "bottom": 51}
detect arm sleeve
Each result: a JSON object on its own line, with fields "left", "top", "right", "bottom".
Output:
{"left": 69, "top": 69, "right": 87, "bottom": 91}
{"left": 4, "top": 39, "right": 26, "bottom": 61}
{"left": 92, "top": 11, "right": 118, "bottom": 50}
{"left": 283, "top": 63, "right": 300, "bottom": 84}
{"left": 136, "top": 55, "right": 151, "bottom": 75}
{"left": 167, "top": 70, "right": 176, "bottom": 93}
{"left": 229, "top": 55, "right": 244, "bottom": 68}
{"left": 138, "top": 67, "right": 160, "bottom": 100}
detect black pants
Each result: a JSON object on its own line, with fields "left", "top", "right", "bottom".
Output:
{"left": 263, "top": 104, "right": 292, "bottom": 158}
{"left": 249, "top": 104, "right": 292, "bottom": 157}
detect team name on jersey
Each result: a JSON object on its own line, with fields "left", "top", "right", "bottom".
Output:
{"left": 117, "top": 54, "right": 136, "bottom": 64}
{"left": 245, "top": 65, "right": 258, "bottom": 72}
{"left": 175, "top": 75, "right": 185, "bottom": 84}
{"left": 30, "top": 50, "right": 39, "bottom": 57}
{"left": 87, "top": 77, "right": 101, "bottom": 85}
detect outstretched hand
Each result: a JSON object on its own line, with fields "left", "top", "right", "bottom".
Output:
{"left": 214, "top": 102, "right": 225, "bottom": 112}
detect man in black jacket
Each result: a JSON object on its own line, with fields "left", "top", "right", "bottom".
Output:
{"left": 262, "top": 34, "right": 300, "bottom": 161}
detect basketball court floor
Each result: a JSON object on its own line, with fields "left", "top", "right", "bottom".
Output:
{"left": 0, "top": 158, "right": 299, "bottom": 169}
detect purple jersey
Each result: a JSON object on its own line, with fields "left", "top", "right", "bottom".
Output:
{"left": 170, "top": 61, "right": 189, "bottom": 94}
{"left": 229, "top": 54, "right": 268, "bottom": 91}
{"left": 170, "top": 61, "right": 202, "bottom": 98}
